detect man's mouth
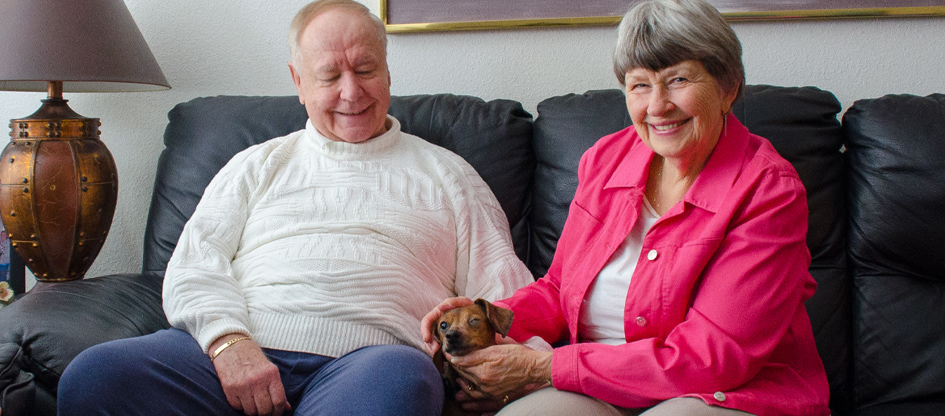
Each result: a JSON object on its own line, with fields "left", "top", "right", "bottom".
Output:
{"left": 336, "top": 107, "right": 369, "bottom": 116}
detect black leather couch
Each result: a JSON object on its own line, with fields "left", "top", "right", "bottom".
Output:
{"left": 1, "top": 86, "right": 943, "bottom": 416}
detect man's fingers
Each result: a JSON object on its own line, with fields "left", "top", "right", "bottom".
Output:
{"left": 439, "top": 296, "right": 474, "bottom": 310}
{"left": 212, "top": 342, "right": 286, "bottom": 416}
{"left": 225, "top": 393, "right": 243, "bottom": 412}
{"left": 456, "top": 378, "right": 487, "bottom": 400}
{"left": 240, "top": 395, "right": 259, "bottom": 416}
{"left": 420, "top": 310, "right": 442, "bottom": 343}
{"left": 425, "top": 341, "right": 441, "bottom": 357}
{"left": 269, "top": 378, "right": 289, "bottom": 416}
{"left": 254, "top": 392, "right": 272, "bottom": 416}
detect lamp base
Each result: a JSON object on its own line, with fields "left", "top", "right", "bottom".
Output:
{"left": 0, "top": 97, "right": 117, "bottom": 282}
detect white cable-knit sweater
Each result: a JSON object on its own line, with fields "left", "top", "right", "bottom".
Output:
{"left": 163, "top": 116, "right": 533, "bottom": 357}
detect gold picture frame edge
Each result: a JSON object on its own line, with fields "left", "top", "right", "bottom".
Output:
{"left": 386, "top": 16, "right": 622, "bottom": 34}
{"left": 378, "top": 2, "right": 945, "bottom": 34}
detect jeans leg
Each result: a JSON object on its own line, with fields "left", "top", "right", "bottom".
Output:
{"left": 58, "top": 328, "right": 239, "bottom": 416}
{"left": 293, "top": 344, "right": 443, "bottom": 416}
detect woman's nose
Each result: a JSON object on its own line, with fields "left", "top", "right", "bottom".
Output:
{"left": 647, "top": 87, "right": 674, "bottom": 116}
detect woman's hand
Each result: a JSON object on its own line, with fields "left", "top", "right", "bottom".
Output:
{"left": 420, "top": 296, "right": 475, "bottom": 356}
{"left": 449, "top": 341, "right": 553, "bottom": 401}
{"left": 210, "top": 335, "right": 290, "bottom": 416}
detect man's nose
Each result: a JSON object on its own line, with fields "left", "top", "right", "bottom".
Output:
{"left": 338, "top": 72, "right": 363, "bottom": 101}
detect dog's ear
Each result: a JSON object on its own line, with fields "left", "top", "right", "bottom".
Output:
{"left": 429, "top": 316, "right": 444, "bottom": 343}
{"left": 474, "top": 298, "right": 514, "bottom": 337}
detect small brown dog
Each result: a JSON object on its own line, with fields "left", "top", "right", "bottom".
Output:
{"left": 430, "top": 298, "right": 514, "bottom": 416}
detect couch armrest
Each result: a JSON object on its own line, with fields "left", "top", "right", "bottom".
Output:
{"left": 0, "top": 273, "right": 169, "bottom": 415}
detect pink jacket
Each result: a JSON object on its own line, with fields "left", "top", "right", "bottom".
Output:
{"left": 501, "top": 115, "right": 830, "bottom": 416}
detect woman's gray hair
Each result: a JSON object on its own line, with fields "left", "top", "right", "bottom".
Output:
{"left": 288, "top": 0, "right": 387, "bottom": 65}
{"left": 613, "top": 0, "right": 744, "bottom": 99}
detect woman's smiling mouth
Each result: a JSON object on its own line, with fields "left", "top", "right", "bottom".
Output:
{"left": 651, "top": 119, "right": 691, "bottom": 132}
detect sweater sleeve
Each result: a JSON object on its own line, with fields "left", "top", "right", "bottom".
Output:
{"left": 162, "top": 146, "right": 263, "bottom": 353}
{"left": 439, "top": 151, "right": 534, "bottom": 302}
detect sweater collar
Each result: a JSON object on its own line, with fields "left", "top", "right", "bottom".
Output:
{"left": 304, "top": 115, "right": 401, "bottom": 156}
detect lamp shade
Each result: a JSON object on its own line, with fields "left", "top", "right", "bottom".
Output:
{"left": 0, "top": 0, "right": 170, "bottom": 92}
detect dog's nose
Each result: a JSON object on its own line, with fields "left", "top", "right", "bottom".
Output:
{"left": 445, "top": 330, "right": 461, "bottom": 341}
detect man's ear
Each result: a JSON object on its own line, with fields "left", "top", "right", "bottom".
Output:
{"left": 474, "top": 298, "right": 514, "bottom": 337}
{"left": 288, "top": 62, "right": 305, "bottom": 105}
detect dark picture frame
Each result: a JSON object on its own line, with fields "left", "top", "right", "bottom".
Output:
{"left": 380, "top": 0, "right": 945, "bottom": 33}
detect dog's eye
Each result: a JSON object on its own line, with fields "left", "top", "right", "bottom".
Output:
{"left": 468, "top": 318, "right": 481, "bottom": 327}
{"left": 439, "top": 321, "right": 449, "bottom": 331}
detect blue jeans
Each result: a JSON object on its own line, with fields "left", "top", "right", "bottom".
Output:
{"left": 58, "top": 328, "right": 443, "bottom": 416}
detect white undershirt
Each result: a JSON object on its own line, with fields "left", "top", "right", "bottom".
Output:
{"left": 579, "top": 198, "right": 660, "bottom": 345}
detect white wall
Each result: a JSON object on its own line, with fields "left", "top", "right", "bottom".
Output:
{"left": 1, "top": 1, "right": 943, "bottom": 286}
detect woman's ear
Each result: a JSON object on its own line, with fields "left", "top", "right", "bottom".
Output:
{"left": 720, "top": 85, "right": 739, "bottom": 115}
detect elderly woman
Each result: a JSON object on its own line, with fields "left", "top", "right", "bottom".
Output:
{"left": 421, "top": 0, "right": 831, "bottom": 415}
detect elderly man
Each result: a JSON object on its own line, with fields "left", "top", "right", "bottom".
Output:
{"left": 56, "top": 1, "right": 533, "bottom": 415}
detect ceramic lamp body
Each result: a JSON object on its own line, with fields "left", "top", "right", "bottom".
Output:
{"left": 0, "top": 0, "right": 169, "bottom": 283}
{"left": 0, "top": 99, "right": 117, "bottom": 281}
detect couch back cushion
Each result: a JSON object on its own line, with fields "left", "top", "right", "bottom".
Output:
{"left": 843, "top": 93, "right": 945, "bottom": 414}
{"left": 143, "top": 94, "right": 534, "bottom": 275}
{"left": 531, "top": 85, "right": 851, "bottom": 414}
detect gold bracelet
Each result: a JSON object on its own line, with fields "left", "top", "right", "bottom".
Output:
{"left": 210, "top": 336, "right": 252, "bottom": 361}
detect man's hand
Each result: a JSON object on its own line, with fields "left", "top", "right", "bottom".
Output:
{"left": 209, "top": 335, "right": 290, "bottom": 416}
{"left": 420, "top": 296, "right": 475, "bottom": 356}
